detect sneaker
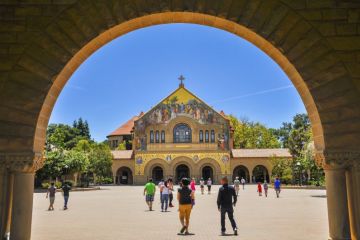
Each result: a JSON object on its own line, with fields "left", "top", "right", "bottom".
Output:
{"left": 234, "top": 228, "right": 238, "bottom": 236}
{"left": 221, "top": 231, "right": 226, "bottom": 236}
{"left": 180, "top": 226, "right": 186, "bottom": 234}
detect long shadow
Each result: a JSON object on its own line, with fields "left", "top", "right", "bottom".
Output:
{"left": 311, "top": 195, "right": 327, "bottom": 198}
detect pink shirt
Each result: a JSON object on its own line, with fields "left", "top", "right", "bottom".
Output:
{"left": 190, "top": 181, "right": 196, "bottom": 191}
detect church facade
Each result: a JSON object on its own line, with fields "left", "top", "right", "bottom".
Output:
{"left": 108, "top": 80, "right": 291, "bottom": 185}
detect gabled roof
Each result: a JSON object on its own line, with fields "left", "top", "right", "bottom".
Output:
{"left": 107, "top": 116, "right": 138, "bottom": 137}
{"left": 111, "top": 150, "right": 134, "bottom": 159}
{"left": 231, "top": 148, "right": 292, "bottom": 158}
{"left": 137, "top": 85, "right": 228, "bottom": 123}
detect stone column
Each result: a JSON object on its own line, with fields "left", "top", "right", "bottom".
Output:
{"left": 346, "top": 160, "right": 360, "bottom": 239}
{"left": 0, "top": 167, "right": 12, "bottom": 239}
{"left": 317, "top": 151, "right": 351, "bottom": 240}
{"left": 10, "top": 172, "right": 35, "bottom": 240}
{"left": 325, "top": 167, "right": 351, "bottom": 240}
{"left": 5, "top": 152, "right": 44, "bottom": 240}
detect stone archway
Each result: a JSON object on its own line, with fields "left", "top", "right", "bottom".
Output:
{"left": 201, "top": 166, "right": 213, "bottom": 182}
{"left": 0, "top": 2, "right": 359, "bottom": 239}
{"left": 151, "top": 166, "right": 164, "bottom": 184}
{"left": 252, "top": 165, "right": 269, "bottom": 183}
{"left": 233, "top": 165, "right": 250, "bottom": 183}
{"left": 175, "top": 164, "right": 191, "bottom": 184}
{"left": 116, "top": 167, "right": 133, "bottom": 185}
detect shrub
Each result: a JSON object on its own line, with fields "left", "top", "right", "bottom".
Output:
{"left": 41, "top": 182, "right": 50, "bottom": 189}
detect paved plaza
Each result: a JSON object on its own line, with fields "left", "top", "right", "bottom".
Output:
{"left": 31, "top": 185, "right": 329, "bottom": 240}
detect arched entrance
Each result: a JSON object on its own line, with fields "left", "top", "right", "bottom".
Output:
{"left": 152, "top": 166, "right": 164, "bottom": 184}
{"left": 116, "top": 167, "right": 133, "bottom": 185}
{"left": 1, "top": 3, "right": 360, "bottom": 239}
{"left": 252, "top": 165, "right": 269, "bottom": 183}
{"left": 233, "top": 166, "right": 250, "bottom": 183}
{"left": 175, "top": 164, "right": 190, "bottom": 183}
{"left": 201, "top": 166, "right": 214, "bottom": 182}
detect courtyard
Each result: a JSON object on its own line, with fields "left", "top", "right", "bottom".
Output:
{"left": 31, "top": 185, "right": 328, "bottom": 240}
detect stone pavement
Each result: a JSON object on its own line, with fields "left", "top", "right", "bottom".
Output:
{"left": 31, "top": 185, "right": 329, "bottom": 240}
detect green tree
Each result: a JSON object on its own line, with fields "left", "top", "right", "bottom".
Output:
{"left": 73, "top": 117, "right": 91, "bottom": 139}
{"left": 229, "top": 115, "right": 280, "bottom": 149}
{"left": 88, "top": 143, "right": 113, "bottom": 181}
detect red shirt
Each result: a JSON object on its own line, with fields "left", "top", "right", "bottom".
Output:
{"left": 257, "top": 184, "right": 262, "bottom": 192}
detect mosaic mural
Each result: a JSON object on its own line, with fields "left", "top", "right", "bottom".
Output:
{"left": 133, "top": 87, "right": 230, "bottom": 151}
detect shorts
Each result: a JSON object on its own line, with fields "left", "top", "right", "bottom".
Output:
{"left": 49, "top": 197, "right": 55, "bottom": 205}
{"left": 200, "top": 185, "right": 204, "bottom": 188}
{"left": 146, "top": 194, "right": 154, "bottom": 202}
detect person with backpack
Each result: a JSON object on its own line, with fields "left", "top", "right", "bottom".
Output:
{"left": 177, "top": 178, "right": 194, "bottom": 235}
{"left": 217, "top": 176, "right": 238, "bottom": 236}
{"left": 46, "top": 182, "right": 57, "bottom": 211}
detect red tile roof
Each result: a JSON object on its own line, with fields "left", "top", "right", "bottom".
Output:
{"left": 107, "top": 116, "right": 138, "bottom": 137}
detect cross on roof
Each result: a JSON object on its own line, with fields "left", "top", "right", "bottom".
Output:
{"left": 178, "top": 75, "right": 185, "bottom": 87}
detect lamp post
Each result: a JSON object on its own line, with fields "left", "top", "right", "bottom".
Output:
{"left": 64, "top": 165, "right": 69, "bottom": 183}
{"left": 296, "top": 161, "right": 301, "bottom": 186}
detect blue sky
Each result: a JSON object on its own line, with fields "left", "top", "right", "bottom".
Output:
{"left": 49, "top": 23, "right": 306, "bottom": 142}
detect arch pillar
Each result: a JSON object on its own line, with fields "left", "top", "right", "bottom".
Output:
{"left": 346, "top": 159, "right": 360, "bottom": 239}
{"left": 317, "top": 151, "right": 351, "bottom": 240}
{"left": 0, "top": 152, "right": 43, "bottom": 240}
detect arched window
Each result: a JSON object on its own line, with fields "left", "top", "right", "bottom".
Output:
{"left": 211, "top": 130, "right": 215, "bottom": 143}
{"left": 155, "top": 130, "right": 159, "bottom": 143}
{"left": 150, "top": 130, "right": 154, "bottom": 143}
{"left": 199, "top": 130, "right": 203, "bottom": 143}
{"left": 161, "top": 130, "right": 165, "bottom": 143}
{"left": 173, "top": 123, "right": 192, "bottom": 143}
{"left": 205, "top": 130, "right": 209, "bottom": 143}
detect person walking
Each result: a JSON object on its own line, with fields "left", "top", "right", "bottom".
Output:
{"left": 158, "top": 179, "right": 164, "bottom": 203}
{"left": 207, "top": 178, "right": 212, "bottom": 194}
{"left": 161, "top": 181, "right": 170, "bottom": 212}
{"left": 46, "top": 182, "right": 57, "bottom": 211}
{"left": 274, "top": 177, "right": 281, "bottom": 198}
{"left": 263, "top": 181, "right": 269, "bottom": 197}
{"left": 177, "top": 178, "right": 194, "bottom": 235}
{"left": 241, "top": 177, "right": 246, "bottom": 190}
{"left": 217, "top": 176, "right": 238, "bottom": 236}
{"left": 199, "top": 178, "right": 205, "bottom": 195}
{"left": 61, "top": 182, "right": 71, "bottom": 210}
{"left": 168, "top": 178, "right": 174, "bottom": 208}
{"left": 190, "top": 178, "right": 196, "bottom": 192}
{"left": 233, "top": 177, "right": 240, "bottom": 196}
{"left": 257, "top": 182, "right": 262, "bottom": 196}
{"left": 144, "top": 178, "right": 156, "bottom": 211}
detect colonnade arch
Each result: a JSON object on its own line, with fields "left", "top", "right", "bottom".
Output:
{"left": 0, "top": 2, "right": 359, "bottom": 239}
{"left": 233, "top": 165, "right": 250, "bottom": 183}
{"left": 116, "top": 167, "right": 133, "bottom": 185}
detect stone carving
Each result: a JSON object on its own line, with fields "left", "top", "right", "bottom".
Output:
{"left": 315, "top": 150, "right": 360, "bottom": 170}
{"left": 0, "top": 152, "right": 44, "bottom": 172}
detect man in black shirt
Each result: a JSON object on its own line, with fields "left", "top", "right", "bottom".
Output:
{"left": 217, "top": 176, "right": 238, "bottom": 236}
{"left": 61, "top": 182, "right": 71, "bottom": 210}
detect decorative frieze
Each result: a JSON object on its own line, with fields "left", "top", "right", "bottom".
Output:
{"left": 0, "top": 152, "right": 44, "bottom": 172}
{"left": 315, "top": 149, "right": 360, "bottom": 170}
